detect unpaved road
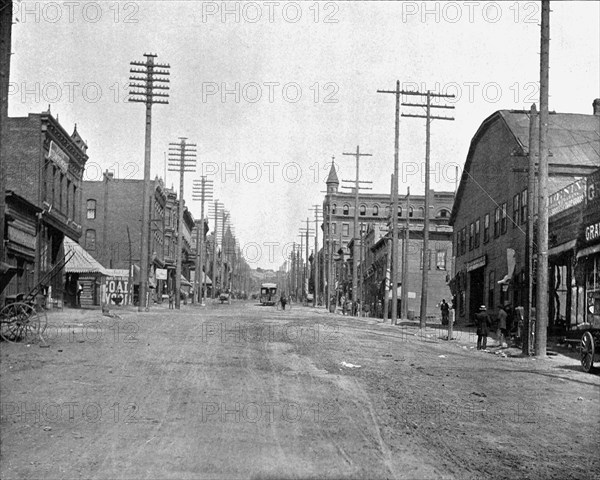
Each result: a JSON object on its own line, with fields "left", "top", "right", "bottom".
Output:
{"left": 1, "top": 301, "right": 599, "bottom": 479}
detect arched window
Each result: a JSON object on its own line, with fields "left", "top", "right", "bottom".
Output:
{"left": 419, "top": 207, "right": 425, "bottom": 217}
{"left": 409, "top": 206, "right": 414, "bottom": 218}
{"left": 86, "top": 199, "right": 96, "bottom": 219}
{"left": 359, "top": 204, "right": 366, "bottom": 216}
{"left": 343, "top": 204, "right": 350, "bottom": 215}
{"left": 398, "top": 206, "right": 403, "bottom": 216}
{"left": 332, "top": 204, "right": 337, "bottom": 214}
{"left": 386, "top": 206, "right": 391, "bottom": 217}
{"left": 373, "top": 205, "right": 379, "bottom": 216}
{"left": 85, "top": 229, "right": 96, "bottom": 250}
{"left": 439, "top": 209, "right": 449, "bottom": 218}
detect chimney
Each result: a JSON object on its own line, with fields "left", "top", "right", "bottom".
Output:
{"left": 593, "top": 98, "right": 600, "bottom": 116}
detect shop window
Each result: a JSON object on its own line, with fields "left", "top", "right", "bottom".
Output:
{"left": 86, "top": 199, "right": 97, "bottom": 220}
{"left": 513, "top": 193, "right": 520, "bottom": 227}
{"left": 484, "top": 213, "right": 490, "bottom": 243}
{"left": 85, "top": 229, "right": 96, "bottom": 250}
{"left": 474, "top": 219, "right": 480, "bottom": 248}
{"left": 501, "top": 202, "right": 507, "bottom": 234}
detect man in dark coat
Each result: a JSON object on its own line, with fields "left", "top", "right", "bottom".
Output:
{"left": 475, "top": 305, "right": 492, "bottom": 350}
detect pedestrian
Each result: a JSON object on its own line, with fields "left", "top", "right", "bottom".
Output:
{"left": 341, "top": 295, "right": 346, "bottom": 315}
{"left": 280, "top": 293, "right": 287, "bottom": 311}
{"left": 168, "top": 291, "right": 174, "bottom": 309}
{"left": 439, "top": 298, "right": 450, "bottom": 325}
{"left": 497, "top": 305, "right": 508, "bottom": 347}
{"left": 475, "top": 305, "right": 492, "bottom": 350}
{"left": 76, "top": 281, "right": 83, "bottom": 307}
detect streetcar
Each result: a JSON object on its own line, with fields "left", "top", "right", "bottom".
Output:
{"left": 260, "top": 283, "right": 277, "bottom": 306}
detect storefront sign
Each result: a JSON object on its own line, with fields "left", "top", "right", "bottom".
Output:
{"left": 156, "top": 268, "right": 167, "bottom": 280}
{"left": 7, "top": 225, "right": 36, "bottom": 250}
{"left": 104, "top": 277, "right": 129, "bottom": 305}
{"left": 48, "top": 141, "right": 69, "bottom": 173}
{"left": 466, "top": 255, "right": 486, "bottom": 272}
{"left": 549, "top": 179, "right": 585, "bottom": 217}
{"left": 585, "top": 221, "right": 600, "bottom": 243}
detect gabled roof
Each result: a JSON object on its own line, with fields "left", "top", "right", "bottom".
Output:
{"left": 450, "top": 109, "right": 600, "bottom": 224}
{"left": 64, "top": 237, "right": 108, "bottom": 275}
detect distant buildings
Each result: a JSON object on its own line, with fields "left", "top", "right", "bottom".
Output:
{"left": 81, "top": 172, "right": 199, "bottom": 303}
{"left": 321, "top": 161, "right": 455, "bottom": 317}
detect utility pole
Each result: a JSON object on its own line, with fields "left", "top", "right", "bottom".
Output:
{"left": 168, "top": 137, "right": 196, "bottom": 309}
{"left": 0, "top": 0, "right": 12, "bottom": 302}
{"left": 342, "top": 146, "right": 373, "bottom": 315}
{"left": 402, "top": 89, "right": 455, "bottom": 328}
{"left": 208, "top": 200, "right": 223, "bottom": 299}
{"left": 221, "top": 210, "right": 230, "bottom": 294}
{"left": 536, "top": 0, "right": 550, "bottom": 358}
{"left": 401, "top": 187, "right": 410, "bottom": 320}
{"left": 312, "top": 205, "right": 322, "bottom": 307}
{"left": 377, "top": 81, "right": 403, "bottom": 325}
{"left": 525, "top": 104, "right": 538, "bottom": 355}
{"left": 129, "top": 53, "right": 170, "bottom": 312}
{"left": 299, "top": 223, "right": 315, "bottom": 303}
{"left": 192, "top": 177, "right": 213, "bottom": 305}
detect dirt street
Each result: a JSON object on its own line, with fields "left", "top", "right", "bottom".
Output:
{"left": 1, "top": 301, "right": 599, "bottom": 479}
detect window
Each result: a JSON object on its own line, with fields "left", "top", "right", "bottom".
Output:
{"left": 359, "top": 205, "right": 366, "bottom": 216}
{"left": 436, "top": 250, "right": 447, "bottom": 270}
{"left": 460, "top": 227, "right": 467, "bottom": 255}
{"left": 520, "top": 189, "right": 528, "bottom": 224}
{"left": 409, "top": 206, "right": 414, "bottom": 218}
{"left": 342, "top": 223, "right": 349, "bottom": 236}
{"left": 469, "top": 223, "right": 474, "bottom": 250}
{"left": 484, "top": 213, "right": 490, "bottom": 243}
{"left": 474, "top": 219, "right": 480, "bottom": 248}
{"left": 419, "top": 207, "right": 425, "bottom": 218}
{"left": 439, "top": 209, "right": 449, "bottom": 218}
{"left": 373, "top": 205, "right": 379, "bottom": 216}
{"left": 331, "top": 223, "right": 337, "bottom": 235}
{"left": 86, "top": 199, "right": 97, "bottom": 220}
{"left": 85, "top": 229, "right": 96, "bottom": 250}
{"left": 501, "top": 202, "right": 507, "bottom": 234}
{"left": 494, "top": 207, "right": 500, "bottom": 237}
{"left": 398, "top": 206, "right": 402, "bottom": 217}
{"left": 456, "top": 232, "right": 461, "bottom": 257}
{"left": 513, "top": 193, "right": 520, "bottom": 227}
{"left": 343, "top": 204, "right": 349, "bottom": 216}
{"left": 488, "top": 271, "right": 495, "bottom": 309}
{"left": 332, "top": 204, "right": 337, "bottom": 215}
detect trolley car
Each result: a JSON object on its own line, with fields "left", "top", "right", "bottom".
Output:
{"left": 260, "top": 283, "right": 277, "bottom": 306}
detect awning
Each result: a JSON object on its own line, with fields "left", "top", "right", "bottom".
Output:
{"left": 577, "top": 243, "right": 600, "bottom": 259}
{"left": 181, "top": 275, "right": 192, "bottom": 287}
{"left": 548, "top": 239, "right": 577, "bottom": 257}
{"left": 63, "top": 237, "right": 108, "bottom": 275}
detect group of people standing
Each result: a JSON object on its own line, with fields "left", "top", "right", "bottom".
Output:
{"left": 474, "top": 304, "right": 511, "bottom": 350}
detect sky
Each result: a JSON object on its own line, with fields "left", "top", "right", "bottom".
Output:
{"left": 7, "top": 0, "right": 600, "bottom": 269}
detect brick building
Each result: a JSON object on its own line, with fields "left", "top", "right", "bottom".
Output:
{"left": 3, "top": 110, "right": 88, "bottom": 301}
{"left": 450, "top": 105, "right": 600, "bottom": 325}
{"left": 81, "top": 173, "right": 198, "bottom": 302}
{"left": 321, "top": 161, "right": 454, "bottom": 315}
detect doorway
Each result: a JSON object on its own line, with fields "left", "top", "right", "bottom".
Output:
{"left": 469, "top": 267, "right": 485, "bottom": 322}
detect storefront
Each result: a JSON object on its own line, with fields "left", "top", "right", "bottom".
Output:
{"left": 577, "top": 169, "right": 600, "bottom": 327}
{"left": 63, "top": 237, "right": 108, "bottom": 307}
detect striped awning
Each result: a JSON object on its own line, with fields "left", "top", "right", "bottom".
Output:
{"left": 63, "top": 237, "right": 109, "bottom": 275}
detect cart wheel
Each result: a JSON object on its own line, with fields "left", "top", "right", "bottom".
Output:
{"left": 580, "top": 331, "right": 595, "bottom": 373}
{"left": 0, "top": 302, "right": 41, "bottom": 343}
